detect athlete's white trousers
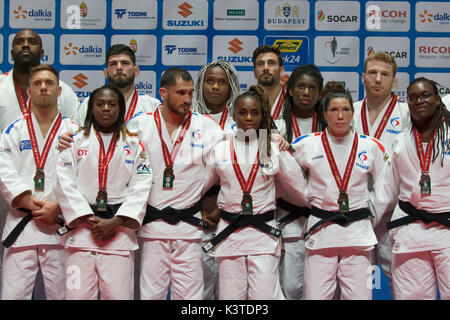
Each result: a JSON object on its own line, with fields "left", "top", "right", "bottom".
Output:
{"left": 65, "top": 249, "right": 134, "bottom": 300}
{"left": 218, "top": 254, "right": 285, "bottom": 300}
{"left": 2, "top": 245, "right": 65, "bottom": 300}
{"left": 279, "top": 237, "right": 305, "bottom": 300}
{"left": 139, "top": 239, "right": 203, "bottom": 300}
{"left": 392, "top": 247, "right": 450, "bottom": 300}
{"left": 304, "top": 247, "right": 372, "bottom": 300}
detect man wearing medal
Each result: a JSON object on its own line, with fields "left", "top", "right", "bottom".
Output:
{"left": 352, "top": 52, "right": 411, "bottom": 293}
{"left": 0, "top": 65, "right": 79, "bottom": 299}
{"left": 126, "top": 67, "right": 224, "bottom": 300}
{"left": 0, "top": 29, "right": 78, "bottom": 133}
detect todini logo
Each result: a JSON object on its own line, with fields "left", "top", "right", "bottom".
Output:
{"left": 178, "top": 2, "right": 193, "bottom": 18}
{"left": 228, "top": 38, "right": 243, "bottom": 54}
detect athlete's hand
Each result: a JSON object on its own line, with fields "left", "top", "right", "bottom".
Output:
{"left": 58, "top": 131, "right": 74, "bottom": 151}
{"left": 31, "top": 200, "right": 61, "bottom": 227}
{"left": 201, "top": 206, "right": 221, "bottom": 229}
{"left": 88, "top": 216, "right": 123, "bottom": 240}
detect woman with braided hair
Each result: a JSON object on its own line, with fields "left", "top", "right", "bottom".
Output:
{"left": 202, "top": 85, "right": 308, "bottom": 300}
{"left": 376, "top": 77, "right": 450, "bottom": 300}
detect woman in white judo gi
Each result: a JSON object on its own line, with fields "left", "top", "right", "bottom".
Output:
{"left": 54, "top": 84, "right": 152, "bottom": 300}
{"left": 376, "top": 77, "right": 450, "bottom": 300}
{"left": 291, "top": 83, "right": 389, "bottom": 300}
{"left": 202, "top": 85, "right": 308, "bottom": 300}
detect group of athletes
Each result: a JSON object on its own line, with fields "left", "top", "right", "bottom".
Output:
{"left": 0, "top": 28, "right": 448, "bottom": 300}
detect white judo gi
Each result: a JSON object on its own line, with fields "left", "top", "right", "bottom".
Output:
{"left": 353, "top": 96, "right": 411, "bottom": 289}
{"left": 204, "top": 133, "right": 308, "bottom": 300}
{"left": 274, "top": 116, "right": 317, "bottom": 300}
{"left": 291, "top": 129, "right": 388, "bottom": 300}
{"left": 127, "top": 109, "right": 224, "bottom": 300}
{"left": 375, "top": 128, "right": 450, "bottom": 300}
{"left": 0, "top": 113, "right": 79, "bottom": 300}
{"left": 0, "top": 70, "right": 79, "bottom": 133}
{"left": 75, "top": 90, "right": 160, "bottom": 126}
{"left": 54, "top": 128, "right": 152, "bottom": 300}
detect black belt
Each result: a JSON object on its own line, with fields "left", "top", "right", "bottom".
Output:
{"left": 2, "top": 208, "right": 34, "bottom": 248}
{"left": 303, "top": 206, "right": 371, "bottom": 239}
{"left": 143, "top": 201, "right": 208, "bottom": 229}
{"left": 276, "top": 198, "right": 310, "bottom": 225}
{"left": 56, "top": 203, "right": 123, "bottom": 236}
{"left": 387, "top": 200, "right": 450, "bottom": 230}
{"left": 203, "top": 210, "right": 281, "bottom": 252}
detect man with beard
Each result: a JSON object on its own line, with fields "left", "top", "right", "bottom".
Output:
{"left": 0, "top": 29, "right": 78, "bottom": 133}
{"left": 74, "top": 44, "right": 160, "bottom": 126}
{"left": 252, "top": 45, "right": 286, "bottom": 120}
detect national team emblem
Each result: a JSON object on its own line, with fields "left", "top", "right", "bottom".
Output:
{"left": 192, "top": 129, "right": 202, "bottom": 141}
{"left": 123, "top": 145, "right": 131, "bottom": 155}
{"left": 358, "top": 151, "right": 368, "bottom": 162}
{"left": 390, "top": 117, "right": 400, "bottom": 128}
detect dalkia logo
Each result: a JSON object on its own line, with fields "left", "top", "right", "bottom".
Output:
{"left": 419, "top": 9, "right": 433, "bottom": 23}
{"left": 73, "top": 73, "right": 88, "bottom": 89}
{"left": 14, "top": 6, "right": 28, "bottom": 19}
{"left": 178, "top": 2, "right": 193, "bottom": 18}
{"left": 64, "top": 42, "right": 79, "bottom": 56}
{"left": 273, "top": 39, "right": 302, "bottom": 53}
{"left": 228, "top": 38, "right": 243, "bottom": 54}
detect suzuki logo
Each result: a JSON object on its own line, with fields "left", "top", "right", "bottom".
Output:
{"left": 228, "top": 38, "right": 243, "bottom": 54}
{"left": 178, "top": 2, "right": 193, "bottom": 18}
{"left": 73, "top": 73, "right": 88, "bottom": 89}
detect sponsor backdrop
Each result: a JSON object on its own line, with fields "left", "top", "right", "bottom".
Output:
{"left": 0, "top": 0, "right": 449, "bottom": 299}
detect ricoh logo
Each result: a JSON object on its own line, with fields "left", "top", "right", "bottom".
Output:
{"left": 178, "top": 2, "right": 193, "bottom": 18}
{"left": 228, "top": 38, "right": 243, "bottom": 54}
{"left": 72, "top": 73, "right": 88, "bottom": 89}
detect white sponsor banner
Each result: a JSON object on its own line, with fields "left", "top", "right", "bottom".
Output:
{"left": 135, "top": 71, "right": 157, "bottom": 97}
{"left": 60, "top": 70, "right": 105, "bottom": 102}
{"left": 9, "top": 0, "right": 55, "bottom": 29}
{"left": 365, "top": 1, "right": 410, "bottom": 32}
{"left": 364, "top": 37, "right": 410, "bottom": 67}
{"left": 162, "top": 35, "right": 207, "bottom": 66}
{"left": 212, "top": 35, "right": 259, "bottom": 67}
{"left": 213, "top": 0, "right": 259, "bottom": 30}
{"left": 0, "top": 34, "right": 3, "bottom": 64}
{"left": 415, "top": 37, "right": 450, "bottom": 68}
{"left": 8, "top": 33, "right": 54, "bottom": 65}
{"left": 264, "top": 0, "right": 309, "bottom": 31}
{"left": 416, "top": 2, "right": 450, "bottom": 32}
{"left": 415, "top": 73, "right": 450, "bottom": 97}
{"left": 314, "top": 36, "right": 360, "bottom": 67}
{"left": 163, "top": 0, "right": 208, "bottom": 30}
{"left": 60, "top": 34, "right": 106, "bottom": 65}
{"left": 60, "top": 0, "right": 106, "bottom": 29}
{"left": 322, "top": 72, "right": 360, "bottom": 102}
{"left": 0, "top": 1, "right": 4, "bottom": 28}
{"left": 111, "top": 35, "right": 157, "bottom": 66}
{"left": 111, "top": 0, "right": 157, "bottom": 30}
{"left": 315, "top": 1, "right": 360, "bottom": 31}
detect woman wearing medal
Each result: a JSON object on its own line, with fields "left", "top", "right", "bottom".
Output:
{"left": 376, "top": 77, "right": 450, "bottom": 300}
{"left": 202, "top": 85, "right": 308, "bottom": 300}
{"left": 54, "top": 84, "right": 152, "bottom": 299}
{"left": 291, "top": 83, "right": 389, "bottom": 300}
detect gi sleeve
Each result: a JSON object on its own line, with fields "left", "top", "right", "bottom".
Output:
{"left": 115, "top": 140, "right": 153, "bottom": 230}
{"left": 0, "top": 125, "right": 31, "bottom": 206}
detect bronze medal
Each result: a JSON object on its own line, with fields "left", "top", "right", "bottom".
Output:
{"left": 337, "top": 190, "right": 349, "bottom": 214}
{"left": 241, "top": 192, "right": 253, "bottom": 215}
{"left": 420, "top": 172, "right": 431, "bottom": 195}
{"left": 163, "top": 166, "right": 175, "bottom": 190}
{"left": 34, "top": 169, "right": 45, "bottom": 191}
{"left": 96, "top": 189, "right": 107, "bottom": 212}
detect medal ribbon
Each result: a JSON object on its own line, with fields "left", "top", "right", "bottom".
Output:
{"left": 360, "top": 94, "right": 397, "bottom": 139}
{"left": 412, "top": 127, "right": 436, "bottom": 173}
{"left": 154, "top": 107, "right": 192, "bottom": 169}
{"left": 291, "top": 111, "right": 318, "bottom": 138}
{"left": 95, "top": 130, "right": 119, "bottom": 191}
{"left": 14, "top": 82, "right": 29, "bottom": 115}
{"left": 230, "top": 137, "right": 260, "bottom": 195}
{"left": 218, "top": 106, "right": 228, "bottom": 130}
{"left": 321, "top": 130, "right": 359, "bottom": 195}
{"left": 26, "top": 111, "right": 62, "bottom": 172}
{"left": 271, "top": 86, "right": 286, "bottom": 120}
{"left": 124, "top": 89, "right": 139, "bottom": 122}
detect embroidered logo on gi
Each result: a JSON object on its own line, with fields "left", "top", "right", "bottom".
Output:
{"left": 386, "top": 117, "right": 401, "bottom": 134}
{"left": 191, "top": 129, "right": 204, "bottom": 148}
{"left": 123, "top": 145, "right": 131, "bottom": 155}
{"left": 356, "top": 151, "right": 369, "bottom": 170}
{"left": 19, "top": 140, "right": 32, "bottom": 151}
{"left": 137, "top": 163, "right": 151, "bottom": 174}
{"left": 444, "top": 139, "right": 450, "bottom": 155}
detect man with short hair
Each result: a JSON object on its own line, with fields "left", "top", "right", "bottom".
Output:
{"left": 252, "top": 45, "right": 285, "bottom": 120}
{"left": 353, "top": 51, "right": 411, "bottom": 294}
{"left": 0, "top": 29, "right": 78, "bottom": 133}
{"left": 0, "top": 65, "right": 79, "bottom": 299}
{"left": 75, "top": 44, "right": 160, "bottom": 126}
{"left": 127, "top": 67, "right": 224, "bottom": 300}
